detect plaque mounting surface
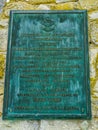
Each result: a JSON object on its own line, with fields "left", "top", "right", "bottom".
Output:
{"left": 3, "top": 10, "right": 91, "bottom": 119}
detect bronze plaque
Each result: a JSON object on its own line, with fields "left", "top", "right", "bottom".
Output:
{"left": 3, "top": 10, "right": 91, "bottom": 119}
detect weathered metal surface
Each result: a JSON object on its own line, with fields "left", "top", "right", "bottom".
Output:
{"left": 3, "top": 10, "right": 91, "bottom": 119}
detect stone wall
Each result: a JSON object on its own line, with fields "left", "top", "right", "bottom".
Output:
{"left": 0, "top": 0, "right": 98, "bottom": 129}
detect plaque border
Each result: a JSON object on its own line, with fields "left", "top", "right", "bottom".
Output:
{"left": 3, "top": 10, "right": 91, "bottom": 120}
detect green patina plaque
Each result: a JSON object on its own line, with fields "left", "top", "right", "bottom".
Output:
{"left": 3, "top": 10, "right": 91, "bottom": 119}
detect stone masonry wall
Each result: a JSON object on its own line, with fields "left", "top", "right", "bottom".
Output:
{"left": 0, "top": 0, "right": 98, "bottom": 129}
